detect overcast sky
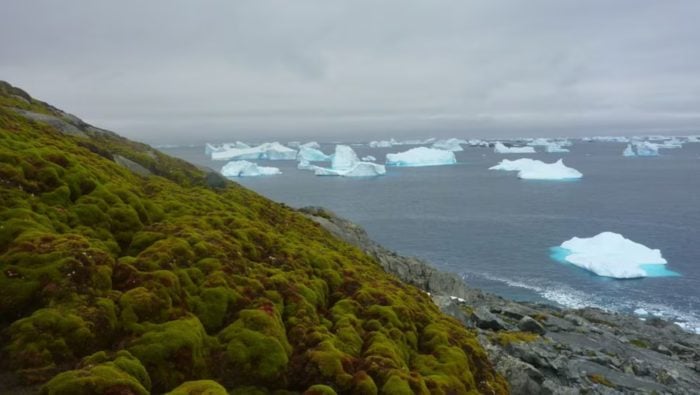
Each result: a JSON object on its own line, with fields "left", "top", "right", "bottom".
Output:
{"left": 2, "top": 1, "right": 699, "bottom": 143}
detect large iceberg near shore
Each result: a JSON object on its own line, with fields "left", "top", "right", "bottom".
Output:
{"left": 489, "top": 158, "right": 582, "bottom": 180}
{"left": 220, "top": 160, "right": 281, "bottom": 177}
{"left": 554, "top": 232, "right": 676, "bottom": 279}
{"left": 493, "top": 142, "right": 536, "bottom": 154}
{"left": 385, "top": 147, "right": 456, "bottom": 167}
{"left": 211, "top": 142, "right": 297, "bottom": 161}
{"left": 309, "top": 145, "right": 385, "bottom": 177}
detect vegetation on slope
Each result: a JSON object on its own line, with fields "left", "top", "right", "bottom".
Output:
{"left": 0, "top": 81, "right": 507, "bottom": 394}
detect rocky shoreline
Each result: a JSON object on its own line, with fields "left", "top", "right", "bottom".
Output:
{"left": 300, "top": 207, "right": 700, "bottom": 394}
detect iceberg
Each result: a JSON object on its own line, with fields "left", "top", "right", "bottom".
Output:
{"left": 489, "top": 158, "right": 582, "bottom": 180}
{"left": 220, "top": 160, "right": 281, "bottom": 177}
{"left": 310, "top": 145, "right": 386, "bottom": 177}
{"left": 431, "top": 138, "right": 466, "bottom": 152}
{"left": 297, "top": 145, "right": 331, "bottom": 162}
{"left": 544, "top": 143, "right": 570, "bottom": 153}
{"left": 300, "top": 141, "right": 321, "bottom": 150}
{"left": 553, "top": 232, "right": 676, "bottom": 279}
{"left": 385, "top": 147, "right": 457, "bottom": 167}
{"left": 634, "top": 141, "right": 659, "bottom": 157}
{"left": 205, "top": 141, "right": 250, "bottom": 155}
{"left": 493, "top": 142, "right": 536, "bottom": 154}
{"left": 623, "top": 144, "right": 636, "bottom": 157}
{"left": 361, "top": 155, "right": 376, "bottom": 162}
{"left": 369, "top": 138, "right": 398, "bottom": 148}
{"left": 211, "top": 142, "right": 297, "bottom": 161}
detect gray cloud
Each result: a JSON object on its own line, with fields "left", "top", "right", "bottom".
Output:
{"left": 2, "top": 0, "right": 699, "bottom": 143}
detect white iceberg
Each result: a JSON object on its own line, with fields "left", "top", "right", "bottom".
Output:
{"left": 300, "top": 141, "right": 321, "bottom": 150}
{"left": 544, "top": 143, "right": 570, "bottom": 153}
{"left": 369, "top": 138, "right": 398, "bottom": 148}
{"left": 489, "top": 158, "right": 582, "bottom": 180}
{"left": 205, "top": 141, "right": 250, "bottom": 155}
{"left": 635, "top": 142, "right": 659, "bottom": 157}
{"left": 623, "top": 144, "right": 636, "bottom": 157}
{"left": 385, "top": 147, "right": 457, "bottom": 167}
{"left": 220, "top": 160, "right": 281, "bottom": 177}
{"left": 493, "top": 142, "right": 536, "bottom": 154}
{"left": 556, "top": 232, "right": 671, "bottom": 278}
{"left": 361, "top": 155, "right": 376, "bottom": 162}
{"left": 431, "top": 138, "right": 466, "bottom": 152}
{"left": 311, "top": 145, "right": 386, "bottom": 177}
{"left": 211, "top": 142, "right": 297, "bottom": 161}
{"left": 297, "top": 145, "right": 331, "bottom": 162}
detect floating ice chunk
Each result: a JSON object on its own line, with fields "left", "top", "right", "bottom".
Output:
{"left": 544, "top": 143, "right": 570, "bottom": 153}
{"left": 554, "top": 232, "right": 675, "bottom": 279}
{"left": 490, "top": 158, "right": 582, "bottom": 180}
{"left": 431, "top": 138, "right": 466, "bottom": 152}
{"left": 220, "top": 160, "right": 281, "bottom": 177}
{"left": 493, "top": 142, "right": 536, "bottom": 154}
{"left": 467, "top": 139, "right": 490, "bottom": 147}
{"left": 369, "top": 138, "right": 398, "bottom": 148}
{"left": 634, "top": 308, "right": 649, "bottom": 316}
{"left": 311, "top": 145, "right": 386, "bottom": 177}
{"left": 332, "top": 145, "right": 361, "bottom": 170}
{"left": 211, "top": 142, "right": 297, "bottom": 161}
{"left": 314, "top": 162, "right": 386, "bottom": 177}
{"left": 635, "top": 142, "right": 659, "bottom": 157}
{"left": 361, "top": 155, "right": 376, "bottom": 162}
{"left": 623, "top": 144, "right": 636, "bottom": 157}
{"left": 297, "top": 145, "right": 331, "bottom": 162}
{"left": 205, "top": 141, "right": 250, "bottom": 155}
{"left": 386, "top": 147, "right": 457, "bottom": 167}
{"left": 300, "top": 141, "right": 321, "bottom": 150}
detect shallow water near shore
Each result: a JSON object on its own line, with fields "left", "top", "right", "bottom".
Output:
{"left": 162, "top": 141, "right": 700, "bottom": 332}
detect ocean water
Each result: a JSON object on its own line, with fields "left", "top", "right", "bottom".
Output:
{"left": 161, "top": 141, "right": 700, "bottom": 332}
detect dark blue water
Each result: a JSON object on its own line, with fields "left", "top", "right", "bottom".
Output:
{"left": 162, "top": 141, "right": 700, "bottom": 332}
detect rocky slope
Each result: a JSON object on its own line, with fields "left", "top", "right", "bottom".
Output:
{"left": 0, "top": 81, "right": 506, "bottom": 394}
{"left": 301, "top": 207, "right": 700, "bottom": 394}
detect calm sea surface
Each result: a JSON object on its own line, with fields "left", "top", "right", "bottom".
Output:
{"left": 161, "top": 141, "right": 700, "bottom": 332}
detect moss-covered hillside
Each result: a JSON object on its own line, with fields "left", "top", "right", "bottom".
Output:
{"left": 0, "top": 81, "right": 507, "bottom": 395}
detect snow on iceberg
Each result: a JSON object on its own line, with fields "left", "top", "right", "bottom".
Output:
{"left": 552, "top": 232, "right": 678, "bottom": 279}
{"left": 635, "top": 142, "right": 659, "bottom": 157}
{"left": 385, "top": 147, "right": 457, "bottom": 167}
{"left": 431, "top": 138, "right": 466, "bottom": 152}
{"left": 310, "top": 145, "right": 386, "bottom": 177}
{"left": 489, "top": 158, "right": 582, "bottom": 180}
{"left": 220, "top": 160, "right": 281, "bottom": 177}
{"left": 297, "top": 145, "right": 331, "bottom": 162}
{"left": 493, "top": 142, "right": 536, "bottom": 154}
{"left": 211, "top": 142, "right": 297, "bottom": 161}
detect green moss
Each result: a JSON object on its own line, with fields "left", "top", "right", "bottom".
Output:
{"left": 588, "top": 374, "right": 616, "bottom": 388}
{"left": 629, "top": 338, "right": 649, "bottom": 348}
{"left": 489, "top": 331, "right": 540, "bottom": 347}
{"left": 127, "top": 316, "right": 212, "bottom": 393}
{"left": 167, "top": 380, "right": 228, "bottom": 395}
{"left": 304, "top": 384, "right": 337, "bottom": 395}
{"left": 219, "top": 308, "right": 291, "bottom": 386}
{"left": 380, "top": 374, "right": 413, "bottom": 395}
{"left": 40, "top": 350, "right": 150, "bottom": 395}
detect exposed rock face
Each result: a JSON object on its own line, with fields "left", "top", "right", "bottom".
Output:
{"left": 301, "top": 206, "right": 700, "bottom": 395}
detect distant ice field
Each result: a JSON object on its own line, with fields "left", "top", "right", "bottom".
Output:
{"left": 162, "top": 140, "right": 700, "bottom": 332}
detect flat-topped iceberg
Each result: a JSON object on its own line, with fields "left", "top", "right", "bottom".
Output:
{"left": 297, "top": 145, "right": 331, "bottom": 162}
{"left": 220, "top": 160, "right": 281, "bottom": 177}
{"left": 553, "top": 232, "right": 677, "bottom": 278}
{"left": 489, "top": 158, "right": 582, "bottom": 180}
{"left": 369, "top": 138, "right": 398, "bottom": 148}
{"left": 361, "top": 155, "right": 376, "bottom": 162}
{"left": 211, "top": 142, "right": 297, "bottom": 161}
{"left": 206, "top": 141, "right": 250, "bottom": 155}
{"left": 493, "top": 142, "right": 536, "bottom": 154}
{"left": 544, "top": 143, "right": 570, "bottom": 153}
{"left": 431, "top": 138, "right": 466, "bottom": 152}
{"left": 386, "top": 147, "right": 457, "bottom": 167}
{"left": 310, "top": 145, "right": 386, "bottom": 177}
